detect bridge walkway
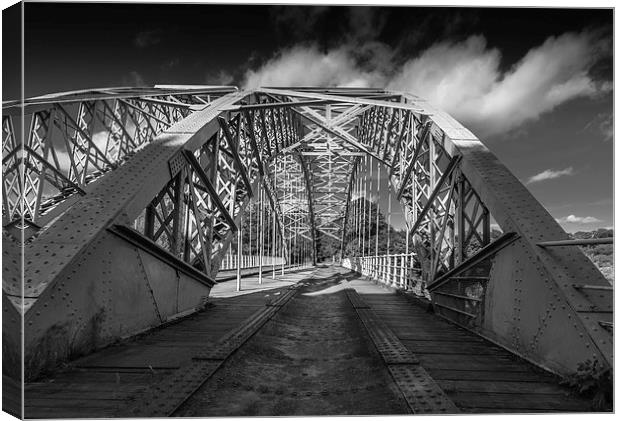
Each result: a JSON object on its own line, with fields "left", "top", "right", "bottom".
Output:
{"left": 23, "top": 265, "right": 591, "bottom": 418}
{"left": 23, "top": 267, "right": 314, "bottom": 418}
{"left": 347, "top": 275, "right": 591, "bottom": 413}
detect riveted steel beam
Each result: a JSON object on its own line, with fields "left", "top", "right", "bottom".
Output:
{"left": 4, "top": 85, "right": 612, "bottom": 385}
{"left": 182, "top": 149, "right": 237, "bottom": 232}
{"left": 217, "top": 116, "right": 254, "bottom": 198}
{"left": 408, "top": 155, "right": 461, "bottom": 237}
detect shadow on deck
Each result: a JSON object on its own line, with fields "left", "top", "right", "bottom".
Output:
{"left": 17, "top": 265, "right": 594, "bottom": 417}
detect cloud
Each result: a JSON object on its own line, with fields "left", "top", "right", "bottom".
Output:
{"left": 242, "top": 29, "right": 611, "bottom": 137}
{"left": 122, "top": 71, "right": 146, "bottom": 87}
{"left": 244, "top": 44, "right": 385, "bottom": 89}
{"left": 527, "top": 167, "right": 575, "bottom": 184}
{"left": 53, "top": 131, "right": 111, "bottom": 179}
{"left": 205, "top": 69, "right": 234, "bottom": 86}
{"left": 583, "top": 112, "right": 613, "bottom": 141}
{"left": 134, "top": 30, "right": 161, "bottom": 48}
{"left": 556, "top": 214, "right": 603, "bottom": 224}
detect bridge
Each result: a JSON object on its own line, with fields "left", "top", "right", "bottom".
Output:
{"left": 2, "top": 86, "right": 613, "bottom": 416}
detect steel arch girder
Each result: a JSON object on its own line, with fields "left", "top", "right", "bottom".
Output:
{"left": 3, "top": 86, "right": 612, "bottom": 381}
{"left": 394, "top": 94, "right": 612, "bottom": 376}
{"left": 8, "top": 91, "right": 269, "bottom": 379}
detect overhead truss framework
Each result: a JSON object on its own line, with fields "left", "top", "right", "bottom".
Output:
{"left": 2, "top": 85, "right": 612, "bottom": 381}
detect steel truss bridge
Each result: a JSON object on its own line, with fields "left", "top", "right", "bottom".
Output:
{"left": 2, "top": 86, "right": 613, "bottom": 415}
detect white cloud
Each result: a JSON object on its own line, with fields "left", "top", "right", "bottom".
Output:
{"left": 122, "top": 71, "right": 146, "bottom": 87}
{"left": 527, "top": 167, "right": 574, "bottom": 184}
{"left": 244, "top": 45, "right": 385, "bottom": 89}
{"left": 242, "top": 30, "right": 610, "bottom": 137}
{"left": 390, "top": 32, "right": 609, "bottom": 136}
{"left": 206, "top": 69, "right": 234, "bottom": 86}
{"left": 583, "top": 112, "right": 613, "bottom": 142}
{"left": 55, "top": 131, "right": 110, "bottom": 175}
{"left": 556, "top": 214, "right": 603, "bottom": 224}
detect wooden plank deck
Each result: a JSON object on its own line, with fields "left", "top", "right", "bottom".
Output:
{"left": 347, "top": 274, "right": 593, "bottom": 413}
{"left": 21, "top": 265, "right": 595, "bottom": 417}
{"left": 24, "top": 267, "right": 316, "bottom": 418}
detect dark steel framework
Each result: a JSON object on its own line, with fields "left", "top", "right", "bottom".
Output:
{"left": 2, "top": 86, "right": 612, "bottom": 382}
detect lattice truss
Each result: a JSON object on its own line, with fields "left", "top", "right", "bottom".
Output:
{"left": 384, "top": 107, "right": 492, "bottom": 278}
{"left": 270, "top": 154, "right": 312, "bottom": 243}
{"left": 128, "top": 91, "right": 313, "bottom": 275}
{"left": 4, "top": 86, "right": 611, "bottom": 381}
{"left": 2, "top": 87, "right": 234, "bottom": 227}
{"left": 333, "top": 94, "right": 495, "bottom": 279}
{"left": 3, "top": 86, "right": 498, "bottom": 281}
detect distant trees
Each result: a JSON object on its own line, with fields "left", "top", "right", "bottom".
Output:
{"left": 339, "top": 198, "right": 503, "bottom": 260}
{"left": 572, "top": 228, "right": 614, "bottom": 283}
{"left": 340, "top": 198, "right": 408, "bottom": 258}
{"left": 234, "top": 199, "right": 614, "bottom": 283}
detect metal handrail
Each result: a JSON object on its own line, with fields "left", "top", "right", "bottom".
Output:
{"left": 537, "top": 237, "right": 613, "bottom": 247}
{"left": 342, "top": 253, "right": 427, "bottom": 297}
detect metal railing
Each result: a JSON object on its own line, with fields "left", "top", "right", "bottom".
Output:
{"left": 219, "top": 254, "right": 285, "bottom": 270}
{"left": 342, "top": 253, "right": 430, "bottom": 299}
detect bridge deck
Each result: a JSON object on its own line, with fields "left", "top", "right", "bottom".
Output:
{"left": 23, "top": 268, "right": 313, "bottom": 418}
{"left": 347, "top": 277, "right": 590, "bottom": 413}
{"left": 22, "top": 265, "right": 591, "bottom": 417}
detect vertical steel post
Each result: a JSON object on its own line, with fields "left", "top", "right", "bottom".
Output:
{"left": 387, "top": 183, "right": 392, "bottom": 255}
{"left": 428, "top": 134, "right": 436, "bottom": 281}
{"left": 237, "top": 212, "right": 242, "bottom": 292}
{"left": 362, "top": 156, "right": 367, "bottom": 258}
{"left": 367, "top": 158, "right": 373, "bottom": 267}
{"left": 294, "top": 176, "right": 299, "bottom": 268}
{"left": 250, "top": 196, "right": 254, "bottom": 268}
{"left": 400, "top": 254, "right": 405, "bottom": 289}
{"left": 281, "top": 160, "right": 286, "bottom": 275}
{"left": 272, "top": 158, "right": 277, "bottom": 279}
{"left": 375, "top": 162, "right": 380, "bottom": 258}
{"left": 357, "top": 172, "right": 361, "bottom": 254}
{"left": 258, "top": 182, "right": 264, "bottom": 284}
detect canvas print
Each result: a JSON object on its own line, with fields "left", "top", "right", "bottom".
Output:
{"left": 1, "top": 1, "right": 614, "bottom": 418}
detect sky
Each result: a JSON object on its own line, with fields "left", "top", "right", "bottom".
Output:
{"left": 2, "top": 1, "right": 614, "bottom": 233}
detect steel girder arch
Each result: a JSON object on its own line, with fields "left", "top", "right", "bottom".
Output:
{"left": 288, "top": 100, "right": 370, "bottom": 256}
{"left": 2, "top": 86, "right": 237, "bottom": 232}
{"left": 1, "top": 87, "right": 305, "bottom": 380}
{"left": 268, "top": 153, "right": 312, "bottom": 263}
{"left": 347, "top": 90, "right": 611, "bottom": 377}
{"left": 3, "top": 86, "right": 612, "bottom": 381}
{"left": 258, "top": 87, "right": 611, "bottom": 377}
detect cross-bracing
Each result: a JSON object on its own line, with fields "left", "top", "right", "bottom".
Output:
{"left": 2, "top": 86, "right": 612, "bottom": 385}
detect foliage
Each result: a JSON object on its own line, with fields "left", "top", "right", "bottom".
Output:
{"left": 573, "top": 229, "right": 614, "bottom": 283}
{"left": 228, "top": 199, "right": 615, "bottom": 278}
{"left": 341, "top": 198, "right": 408, "bottom": 257}
{"left": 561, "top": 359, "right": 613, "bottom": 411}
